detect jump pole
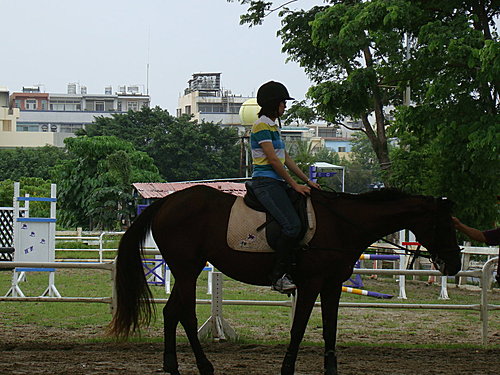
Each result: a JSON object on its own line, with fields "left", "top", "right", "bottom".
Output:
{"left": 342, "top": 286, "right": 393, "bottom": 299}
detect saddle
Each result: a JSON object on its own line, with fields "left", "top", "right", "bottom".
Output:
{"left": 243, "top": 181, "right": 310, "bottom": 250}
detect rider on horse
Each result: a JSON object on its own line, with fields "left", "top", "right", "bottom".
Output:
{"left": 246, "top": 81, "right": 320, "bottom": 294}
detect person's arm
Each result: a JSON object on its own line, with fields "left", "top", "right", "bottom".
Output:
{"left": 452, "top": 217, "right": 487, "bottom": 243}
{"left": 284, "top": 151, "right": 321, "bottom": 190}
{"left": 259, "top": 142, "right": 311, "bottom": 195}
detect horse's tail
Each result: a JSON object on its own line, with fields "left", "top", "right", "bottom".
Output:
{"left": 108, "top": 198, "right": 164, "bottom": 339}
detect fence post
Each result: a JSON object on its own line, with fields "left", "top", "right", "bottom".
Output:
{"left": 110, "top": 259, "right": 117, "bottom": 316}
{"left": 198, "top": 272, "right": 237, "bottom": 341}
{"left": 481, "top": 257, "right": 498, "bottom": 345}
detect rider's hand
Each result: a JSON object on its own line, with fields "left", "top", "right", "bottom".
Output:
{"left": 293, "top": 183, "right": 311, "bottom": 196}
{"left": 306, "top": 180, "right": 321, "bottom": 190}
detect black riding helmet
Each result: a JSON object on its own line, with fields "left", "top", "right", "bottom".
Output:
{"left": 257, "top": 81, "right": 294, "bottom": 107}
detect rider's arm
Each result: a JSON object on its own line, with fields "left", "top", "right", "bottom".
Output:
{"left": 260, "top": 142, "right": 311, "bottom": 195}
{"left": 285, "top": 151, "right": 321, "bottom": 190}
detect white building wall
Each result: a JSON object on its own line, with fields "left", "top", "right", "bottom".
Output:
{"left": 0, "top": 131, "right": 72, "bottom": 148}
{"left": 18, "top": 110, "right": 115, "bottom": 124}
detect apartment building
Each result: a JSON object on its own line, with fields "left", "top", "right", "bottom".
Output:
{"left": 177, "top": 73, "right": 253, "bottom": 134}
{"left": 1, "top": 84, "right": 150, "bottom": 148}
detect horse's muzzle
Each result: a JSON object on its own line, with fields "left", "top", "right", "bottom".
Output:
{"left": 432, "top": 255, "right": 461, "bottom": 276}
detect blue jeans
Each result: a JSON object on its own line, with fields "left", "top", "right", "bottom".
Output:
{"left": 248, "top": 177, "right": 301, "bottom": 238}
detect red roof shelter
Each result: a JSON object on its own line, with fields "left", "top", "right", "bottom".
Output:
{"left": 133, "top": 181, "right": 247, "bottom": 199}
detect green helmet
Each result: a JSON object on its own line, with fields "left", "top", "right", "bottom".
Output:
{"left": 257, "top": 81, "right": 294, "bottom": 107}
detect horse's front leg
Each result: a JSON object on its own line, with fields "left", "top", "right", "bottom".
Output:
{"left": 319, "top": 281, "right": 342, "bottom": 375}
{"left": 282, "top": 281, "right": 322, "bottom": 375}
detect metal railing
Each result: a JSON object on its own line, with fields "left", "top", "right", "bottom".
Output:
{"left": 0, "top": 258, "right": 498, "bottom": 344}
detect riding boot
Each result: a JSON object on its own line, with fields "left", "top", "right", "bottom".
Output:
{"left": 271, "top": 233, "right": 298, "bottom": 294}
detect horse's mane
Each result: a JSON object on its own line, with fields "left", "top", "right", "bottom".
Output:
{"left": 317, "top": 188, "right": 429, "bottom": 202}
{"left": 354, "top": 188, "right": 415, "bottom": 201}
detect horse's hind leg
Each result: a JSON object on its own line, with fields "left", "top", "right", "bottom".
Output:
{"left": 163, "top": 288, "right": 181, "bottom": 375}
{"left": 176, "top": 274, "right": 214, "bottom": 375}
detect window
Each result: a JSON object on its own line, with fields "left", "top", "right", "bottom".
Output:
{"left": 49, "top": 99, "right": 82, "bottom": 111}
{"left": 185, "top": 105, "right": 191, "bottom": 115}
{"left": 51, "top": 104, "right": 64, "bottom": 111}
{"left": 95, "top": 101, "right": 105, "bottom": 111}
{"left": 117, "top": 101, "right": 122, "bottom": 111}
{"left": 228, "top": 104, "right": 242, "bottom": 114}
{"left": 41, "top": 100, "right": 48, "bottom": 110}
{"left": 17, "top": 124, "right": 39, "bottom": 132}
{"left": 198, "top": 103, "right": 224, "bottom": 113}
{"left": 338, "top": 146, "right": 346, "bottom": 152}
{"left": 127, "top": 101, "right": 139, "bottom": 111}
{"left": 318, "top": 128, "right": 339, "bottom": 138}
{"left": 25, "top": 99, "right": 37, "bottom": 110}
{"left": 60, "top": 123, "right": 84, "bottom": 133}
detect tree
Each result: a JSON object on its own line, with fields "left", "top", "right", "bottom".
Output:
{"left": 282, "top": 100, "right": 319, "bottom": 126}
{"left": 0, "top": 146, "right": 68, "bottom": 181}
{"left": 79, "top": 106, "right": 175, "bottom": 152}
{"left": 231, "top": 0, "right": 499, "bottom": 228}
{"left": 150, "top": 118, "right": 241, "bottom": 181}
{"left": 82, "top": 107, "right": 241, "bottom": 181}
{"left": 388, "top": 1, "right": 499, "bottom": 230}
{"left": 52, "top": 136, "right": 162, "bottom": 230}
{"left": 0, "top": 178, "right": 52, "bottom": 218}
{"left": 342, "top": 132, "right": 384, "bottom": 193}
{"left": 231, "top": 0, "right": 420, "bottom": 175}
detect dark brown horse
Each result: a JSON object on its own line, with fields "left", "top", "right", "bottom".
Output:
{"left": 109, "top": 186, "right": 461, "bottom": 375}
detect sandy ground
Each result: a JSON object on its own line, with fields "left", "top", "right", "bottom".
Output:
{"left": 0, "top": 325, "right": 498, "bottom": 375}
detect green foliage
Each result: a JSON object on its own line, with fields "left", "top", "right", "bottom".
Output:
{"left": 0, "top": 145, "right": 68, "bottom": 181}
{"left": 390, "top": 104, "right": 499, "bottom": 230}
{"left": 287, "top": 140, "right": 345, "bottom": 190}
{"left": 282, "top": 100, "right": 319, "bottom": 126}
{"left": 387, "top": 2, "right": 500, "bottom": 230}
{"left": 233, "top": 0, "right": 499, "bottom": 227}
{"left": 233, "top": 0, "right": 425, "bottom": 174}
{"left": 151, "top": 119, "right": 241, "bottom": 181}
{"left": 51, "top": 136, "right": 162, "bottom": 230}
{"left": 342, "top": 132, "right": 386, "bottom": 193}
{"left": 0, "top": 178, "right": 52, "bottom": 217}
{"left": 82, "top": 106, "right": 241, "bottom": 181}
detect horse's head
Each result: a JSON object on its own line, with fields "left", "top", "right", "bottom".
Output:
{"left": 410, "top": 197, "right": 461, "bottom": 276}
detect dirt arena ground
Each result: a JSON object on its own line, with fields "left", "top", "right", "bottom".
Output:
{"left": 0, "top": 325, "right": 498, "bottom": 375}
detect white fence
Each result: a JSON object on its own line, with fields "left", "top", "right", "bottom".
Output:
{"left": 0, "top": 257, "right": 498, "bottom": 345}
{"left": 54, "top": 231, "right": 125, "bottom": 263}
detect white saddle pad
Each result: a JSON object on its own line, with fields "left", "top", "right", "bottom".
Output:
{"left": 226, "top": 197, "right": 316, "bottom": 253}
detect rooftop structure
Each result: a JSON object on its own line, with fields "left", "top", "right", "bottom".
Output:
{"left": 177, "top": 73, "right": 253, "bottom": 134}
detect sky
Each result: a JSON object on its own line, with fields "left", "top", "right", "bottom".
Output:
{"left": 1, "top": 0, "right": 314, "bottom": 115}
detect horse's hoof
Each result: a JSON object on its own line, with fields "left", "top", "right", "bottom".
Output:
{"left": 281, "top": 364, "right": 295, "bottom": 375}
{"left": 281, "top": 352, "right": 296, "bottom": 375}
{"left": 163, "top": 368, "right": 180, "bottom": 375}
{"left": 197, "top": 358, "right": 214, "bottom": 375}
{"left": 324, "top": 350, "right": 338, "bottom": 375}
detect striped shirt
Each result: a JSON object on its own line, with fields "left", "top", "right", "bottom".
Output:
{"left": 250, "top": 115, "right": 285, "bottom": 180}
